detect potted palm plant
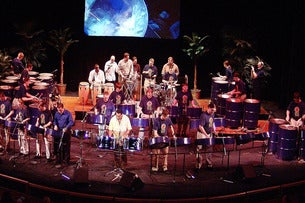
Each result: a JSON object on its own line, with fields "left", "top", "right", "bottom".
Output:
{"left": 182, "top": 32, "right": 209, "bottom": 99}
{"left": 47, "top": 27, "right": 79, "bottom": 95}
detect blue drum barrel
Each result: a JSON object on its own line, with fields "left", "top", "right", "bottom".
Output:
{"left": 277, "top": 124, "right": 298, "bottom": 161}
{"left": 299, "top": 128, "right": 305, "bottom": 159}
{"left": 210, "top": 80, "right": 228, "bottom": 105}
{"left": 216, "top": 94, "right": 230, "bottom": 116}
{"left": 225, "top": 98, "right": 242, "bottom": 128}
{"left": 268, "top": 118, "right": 289, "bottom": 154}
{"left": 243, "top": 99, "right": 260, "bottom": 129}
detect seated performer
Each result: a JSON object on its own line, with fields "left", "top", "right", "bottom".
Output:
{"left": 151, "top": 108, "right": 175, "bottom": 172}
{"left": 53, "top": 103, "right": 74, "bottom": 166}
{"left": 0, "top": 90, "right": 14, "bottom": 153}
{"left": 227, "top": 72, "right": 247, "bottom": 101}
{"left": 173, "top": 83, "right": 198, "bottom": 137}
{"left": 108, "top": 109, "right": 132, "bottom": 168}
{"left": 196, "top": 102, "right": 216, "bottom": 171}
{"left": 35, "top": 102, "right": 53, "bottom": 162}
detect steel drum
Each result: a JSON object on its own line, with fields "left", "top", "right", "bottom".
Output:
{"left": 34, "top": 82, "right": 49, "bottom": 86}
{"left": 128, "top": 137, "right": 142, "bottom": 151}
{"left": 29, "top": 71, "right": 39, "bottom": 77}
{"left": 215, "top": 136, "right": 235, "bottom": 145}
{"left": 0, "top": 85, "right": 14, "bottom": 98}
{"left": 195, "top": 138, "right": 215, "bottom": 146}
{"left": 72, "top": 129, "right": 91, "bottom": 139}
{"left": 37, "top": 76, "right": 53, "bottom": 83}
{"left": 98, "top": 135, "right": 114, "bottom": 149}
{"left": 277, "top": 124, "right": 298, "bottom": 161}
{"left": 6, "top": 76, "right": 19, "bottom": 80}
{"left": 170, "top": 137, "right": 191, "bottom": 146}
{"left": 87, "top": 114, "right": 106, "bottom": 125}
{"left": 243, "top": 99, "right": 261, "bottom": 129}
{"left": 216, "top": 93, "right": 230, "bottom": 116}
{"left": 149, "top": 136, "right": 169, "bottom": 149}
{"left": 45, "top": 128, "right": 62, "bottom": 138}
{"left": 268, "top": 118, "right": 289, "bottom": 154}
{"left": 166, "top": 106, "right": 180, "bottom": 117}
{"left": 26, "top": 124, "right": 45, "bottom": 137}
{"left": 214, "top": 117, "right": 226, "bottom": 128}
{"left": 39, "top": 73, "right": 53, "bottom": 77}
{"left": 132, "top": 118, "right": 149, "bottom": 127}
{"left": 118, "top": 104, "right": 136, "bottom": 117}
{"left": 211, "top": 80, "right": 228, "bottom": 105}
{"left": 1, "top": 79, "right": 18, "bottom": 87}
{"left": 225, "top": 98, "right": 242, "bottom": 128}
{"left": 31, "top": 85, "right": 49, "bottom": 98}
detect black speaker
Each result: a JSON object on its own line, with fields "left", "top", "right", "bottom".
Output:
{"left": 73, "top": 166, "right": 89, "bottom": 184}
{"left": 119, "top": 171, "right": 144, "bottom": 191}
{"left": 235, "top": 164, "right": 256, "bottom": 180}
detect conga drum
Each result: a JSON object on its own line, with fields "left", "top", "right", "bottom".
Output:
{"left": 243, "top": 99, "right": 260, "bottom": 129}
{"left": 104, "top": 83, "right": 114, "bottom": 94}
{"left": 225, "top": 98, "right": 242, "bottom": 128}
{"left": 268, "top": 118, "right": 289, "bottom": 154}
{"left": 79, "top": 82, "right": 89, "bottom": 104}
{"left": 92, "top": 83, "right": 102, "bottom": 106}
{"left": 277, "top": 124, "right": 298, "bottom": 160}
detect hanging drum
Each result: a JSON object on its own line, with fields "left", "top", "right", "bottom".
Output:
{"left": 216, "top": 93, "right": 230, "bottom": 116}
{"left": 277, "top": 124, "right": 298, "bottom": 161}
{"left": 299, "top": 127, "right": 305, "bottom": 160}
{"left": 78, "top": 82, "right": 89, "bottom": 105}
{"left": 268, "top": 118, "right": 289, "bottom": 154}
{"left": 225, "top": 98, "right": 242, "bottom": 128}
{"left": 243, "top": 99, "right": 260, "bottom": 129}
{"left": 210, "top": 80, "right": 228, "bottom": 105}
{"left": 118, "top": 104, "right": 136, "bottom": 118}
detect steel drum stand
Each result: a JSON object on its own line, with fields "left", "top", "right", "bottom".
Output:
{"left": 105, "top": 137, "right": 124, "bottom": 182}
{"left": 124, "top": 80, "right": 135, "bottom": 102}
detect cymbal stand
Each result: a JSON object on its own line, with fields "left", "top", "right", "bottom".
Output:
{"left": 9, "top": 122, "right": 20, "bottom": 167}
{"left": 76, "top": 136, "right": 84, "bottom": 168}
{"left": 173, "top": 137, "right": 178, "bottom": 183}
{"left": 124, "top": 80, "right": 135, "bottom": 102}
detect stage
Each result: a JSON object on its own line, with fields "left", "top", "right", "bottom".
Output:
{"left": 0, "top": 96, "right": 305, "bottom": 202}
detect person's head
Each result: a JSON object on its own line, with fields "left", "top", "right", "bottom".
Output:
{"left": 17, "top": 52, "right": 24, "bottom": 60}
{"left": 26, "top": 63, "right": 33, "bottom": 70}
{"left": 160, "top": 108, "right": 169, "bottom": 120}
{"left": 115, "top": 108, "right": 123, "bottom": 120}
{"left": 110, "top": 55, "right": 115, "bottom": 62}
{"left": 233, "top": 72, "right": 240, "bottom": 81}
{"left": 123, "top": 52, "right": 130, "bottom": 61}
{"left": 207, "top": 102, "right": 216, "bottom": 114}
{"left": 149, "top": 58, "right": 154, "bottom": 66}
{"left": 115, "top": 82, "right": 122, "bottom": 91}
{"left": 132, "top": 56, "right": 137, "bottom": 64}
{"left": 167, "top": 56, "right": 174, "bottom": 65}
{"left": 57, "top": 103, "right": 65, "bottom": 114}
{"left": 146, "top": 88, "right": 153, "bottom": 98}
{"left": 293, "top": 91, "right": 301, "bottom": 103}
{"left": 94, "top": 64, "right": 100, "bottom": 73}
{"left": 223, "top": 60, "right": 230, "bottom": 68}
{"left": 257, "top": 61, "right": 264, "bottom": 69}
{"left": 23, "top": 77, "right": 31, "bottom": 86}
{"left": 39, "top": 102, "right": 47, "bottom": 111}
{"left": 103, "top": 91, "right": 110, "bottom": 101}
{"left": 181, "top": 83, "right": 188, "bottom": 92}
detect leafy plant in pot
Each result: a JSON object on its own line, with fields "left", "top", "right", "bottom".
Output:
{"left": 182, "top": 32, "right": 209, "bottom": 99}
{"left": 47, "top": 27, "right": 79, "bottom": 95}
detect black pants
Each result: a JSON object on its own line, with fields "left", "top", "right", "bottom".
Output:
{"left": 177, "top": 115, "right": 189, "bottom": 136}
{"left": 54, "top": 132, "right": 71, "bottom": 164}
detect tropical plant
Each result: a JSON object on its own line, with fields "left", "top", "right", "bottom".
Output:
{"left": 47, "top": 27, "right": 79, "bottom": 85}
{"left": 0, "top": 50, "right": 13, "bottom": 78}
{"left": 182, "top": 32, "right": 209, "bottom": 90}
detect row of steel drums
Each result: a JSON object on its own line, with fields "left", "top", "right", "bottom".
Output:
{"left": 0, "top": 71, "right": 54, "bottom": 100}
{"left": 268, "top": 118, "right": 305, "bottom": 161}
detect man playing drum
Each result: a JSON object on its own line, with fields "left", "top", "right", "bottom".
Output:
{"left": 88, "top": 64, "right": 105, "bottom": 104}
{"left": 151, "top": 108, "right": 175, "bottom": 172}
{"left": 108, "top": 109, "right": 132, "bottom": 168}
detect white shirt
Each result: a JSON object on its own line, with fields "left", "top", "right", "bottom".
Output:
{"left": 88, "top": 69, "right": 105, "bottom": 85}
{"left": 104, "top": 60, "right": 118, "bottom": 81}
{"left": 118, "top": 59, "right": 134, "bottom": 79}
{"left": 108, "top": 114, "right": 132, "bottom": 138}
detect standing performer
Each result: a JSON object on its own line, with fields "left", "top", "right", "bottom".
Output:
{"left": 117, "top": 52, "right": 134, "bottom": 83}
{"left": 11, "top": 52, "right": 25, "bottom": 75}
{"left": 104, "top": 55, "right": 119, "bottom": 84}
{"left": 151, "top": 108, "right": 175, "bottom": 172}
{"left": 53, "top": 103, "right": 74, "bottom": 166}
{"left": 174, "top": 83, "right": 197, "bottom": 137}
{"left": 88, "top": 63, "right": 105, "bottom": 103}
{"left": 109, "top": 82, "right": 126, "bottom": 108}
{"left": 35, "top": 102, "right": 53, "bottom": 162}
{"left": 0, "top": 90, "right": 14, "bottom": 153}
{"left": 251, "top": 61, "right": 265, "bottom": 100}
{"left": 14, "top": 99, "right": 30, "bottom": 155}
{"left": 19, "top": 62, "right": 33, "bottom": 85}
{"left": 132, "top": 56, "right": 141, "bottom": 101}
{"left": 161, "top": 56, "right": 179, "bottom": 78}
{"left": 196, "top": 102, "right": 216, "bottom": 171}
{"left": 142, "top": 58, "right": 158, "bottom": 93}
{"left": 13, "top": 77, "right": 39, "bottom": 109}
{"left": 108, "top": 109, "right": 132, "bottom": 168}
{"left": 285, "top": 91, "right": 305, "bottom": 127}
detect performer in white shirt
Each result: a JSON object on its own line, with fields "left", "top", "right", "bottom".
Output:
{"left": 104, "top": 55, "right": 118, "bottom": 84}
{"left": 88, "top": 64, "right": 105, "bottom": 103}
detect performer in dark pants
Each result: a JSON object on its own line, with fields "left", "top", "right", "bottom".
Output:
{"left": 53, "top": 103, "right": 74, "bottom": 165}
